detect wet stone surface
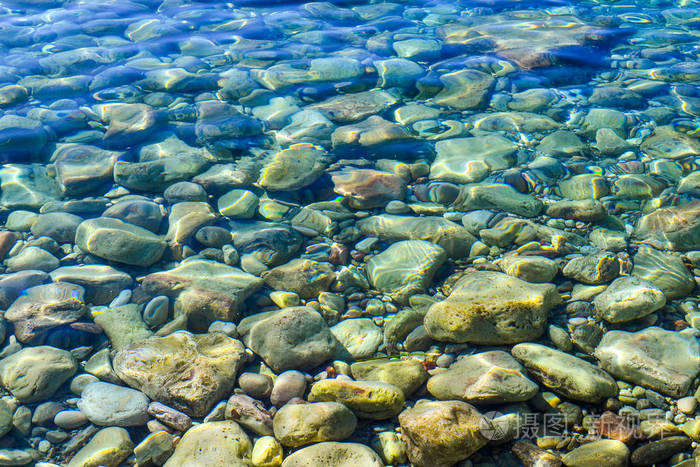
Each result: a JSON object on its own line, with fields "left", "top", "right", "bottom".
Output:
{"left": 0, "top": 0, "right": 699, "bottom": 465}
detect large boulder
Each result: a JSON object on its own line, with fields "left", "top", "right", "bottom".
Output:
{"left": 134, "top": 259, "right": 262, "bottom": 331}
{"left": 75, "top": 217, "right": 166, "bottom": 267}
{"left": 113, "top": 331, "right": 246, "bottom": 417}
{"left": 238, "top": 307, "right": 336, "bottom": 372}
{"left": 512, "top": 343, "right": 617, "bottom": 403}
{"left": 0, "top": 346, "right": 77, "bottom": 403}
{"left": 164, "top": 421, "right": 251, "bottom": 467}
{"left": 424, "top": 271, "right": 560, "bottom": 344}
{"left": 594, "top": 327, "right": 700, "bottom": 398}
{"left": 399, "top": 400, "right": 490, "bottom": 467}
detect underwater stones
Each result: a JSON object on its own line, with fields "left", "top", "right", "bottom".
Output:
{"left": 103, "top": 199, "right": 164, "bottom": 233}
{"left": 331, "top": 318, "right": 382, "bottom": 360}
{"left": 136, "top": 259, "right": 262, "bottom": 331}
{"left": 562, "top": 252, "right": 620, "bottom": 285}
{"left": 261, "top": 259, "right": 335, "bottom": 299}
{"left": 632, "top": 246, "right": 694, "bottom": 299}
{"left": 331, "top": 116, "right": 415, "bottom": 155}
{"left": 454, "top": 183, "right": 543, "bottom": 218}
{"left": 252, "top": 57, "right": 365, "bottom": 91}
{"left": 0, "top": 346, "right": 77, "bottom": 403}
{"left": 5, "top": 282, "right": 86, "bottom": 343}
{"left": 641, "top": 125, "right": 700, "bottom": 159}
{"left": 375, "top": 58, "right": 424, "bottom": 88}
{"left": 593, "top": 276, "right": 666, "bottom": 323}
{"left": 358, "top": 215, "right": 475, "bottom": 258}
{"left": 612, "top": 174, "right": 665, "bottom": 200}
{"left": 332, "top": 169, "right": 406, "bottom": 209}
{"left": 561, "top": 439, "right": 629, "bottom": 467}
{"left": 433, "top": 69, "right": 494, "bottom": 110}
{"left": 558, "top": 174, "right": 609, "bottom": 200}
{"left": 67, "top": 427, "right": 133, "bottom": 467}
{"left": 581, "top": 108, "right": 629, "bottom": 139}
{"left": 310, "top": 89, "right": 397, "bottom": 123}
{"left": 113, "top": 331, "right": 246, "bottom": 417}
{"left": 512, "top": 343, "right": 617, "bottom": 403}
{"left": 0, "top": 270, "right": 48, "bottom": 309}
{"left": 0, "top": 115, "right": 48, "bottom": 161}
{"left": 30, "top": 212, "right": 82, "bottom": 243}
{"left": 0, "top": 164, "right": 61, "bottom": 209}
{"left": 633, "top": 201, "right": 700, "bottom": 251}
{"left": 52, "top": 144, "right": 122, "bottom": 195}
{"left": 468, "top": 112, "right": 559, "bottom": 133}
{"left": 218, "top": 189, "right": 259, "bottom": 219}
{"left": 75, "top": 217, "right": 166, "bottom": 267}
{"left": 495, "top": 255, "right": 558, "bottom": 283}
{"left": 350, "top": 359, "right": 427, "bottom": 397}
{"left": 366, "top": 240, "right": 446, "bottom": 304}
{"left": 238, "top": 306, "right": 336, "bottom": 372}
{"left": 595, "top": 327, "right": 700, "bottom": 398}
{"left": 545, "top": 199, "right": 607, "bottom": 222}
{"left": 398, "top": 400, "right": 490, "bottom": 467}
{"left": 273, "top": 401, "right": 357, "bottom": 447}
{"left": 78, "top": 382, "right": 149, "bottom": 426}
{"left": 537, "top": 130, "right": 586, "bottom": 158}
{"left": 165, "top": 201, "right": 217, "bottom": 246}
{"left": 424, "top": 271, "right": 560, "bottom": 344}
{"left": 114, "top": 154, "right": 211, "bottom": 192}
{"left": 99, "top": 103, "right": 161, "bottom": 148}
{"left": 194, "top": 101, "right": 264, "bottom": 156}
{"left": 429, "top": 135, "right": 517, "bottom": 184}
{"left": 393, "top": 38, "right": 441, "bottom": 60}
{"left": 427, "top": 351, "right": 538, "bottom": 404}
{"left": 275, "top": 109, "right": 335, "bottom": 146}
{"left": 230, "top": 220, "right": 304, "bottom": 267}
{"left": 50, "top": 265, "right": 132, "bottom": 305}
{"left": 6, "top": 246, "right": 59, "bottom": 273}
{"left": 309, "top": 379, "right": 404, "bottom": 420}
{"left": 258, "top": 143, "right": 328, "bottom": 191}
{"left": 281, "top": 442, "right": 383, "bottom": 467}
{"left": 164, "top": 421, "right": 251, "bottom": 467}
{"left": 92, "top": 304, "right": 153, "bottom": 351}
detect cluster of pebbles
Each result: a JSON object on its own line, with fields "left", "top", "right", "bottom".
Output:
{"left": 0, "top": 0, "right": 699, "bottom": 465}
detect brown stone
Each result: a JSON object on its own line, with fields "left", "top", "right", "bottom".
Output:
{"left": 332, "top": 169, "right": 407, "bottom": 209}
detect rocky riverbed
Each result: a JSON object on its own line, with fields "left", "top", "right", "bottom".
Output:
{"left": 0, "top": 0, "right": 699, "bottom": 466}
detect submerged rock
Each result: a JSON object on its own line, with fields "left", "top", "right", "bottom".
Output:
{"left": 366, "top": 240, "right": 446, "bottom": 304}
{"left": 135, "top": 259, "right": 262, "bottom": 331}
{"left": 594, "top": 327, "right": 700, "bottom": 398}
{"left": 398, "top": 400, "right": 490, "bottom": 467}
{"left": 238, "top": 306, "right": 336, "bottom": 372}
{"left": 358, "top": 215, "right": 475, "bottom": 258}
{"left": 0, "top": 346, "right": 77, "bottom": 403}
{"left": 113, "top": 331, "right": 246, "bottom": 417}
{"left": 512, "top": 343, "right": 617, "bottom": 403}
{"left": 424, "top": 271, "right": 560, "bottom": 344}
{"left": 427, "top": 351, "right": 538, "bottom": 404}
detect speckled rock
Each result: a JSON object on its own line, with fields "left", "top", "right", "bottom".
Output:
{"left": 113, "top": 331, "right": 246, "bottom": 417}
{"left": 399, "top": 400, "right": 490, "bottom": 467}
{"left": 164, "top": 421, "right": 251, "bottom": 467}
{"left": 67, "top": 427, "right": 133, "bottom": 467}
{"left": 261, "top": 259, "right": 335, "bottom": 299}
{"left": 280, "top": 442, "right": 383, "bottom": 467}
{"left": 350, "top": 359, "right": 427, "bottom": 397}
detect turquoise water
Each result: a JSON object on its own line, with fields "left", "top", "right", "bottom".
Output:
{"left": 0, "top": 0, "right": 700, "bottom": 465}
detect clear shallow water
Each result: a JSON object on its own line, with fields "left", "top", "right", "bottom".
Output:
{"left": 0, "top": 0, "right": 700, "bottom": 465}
